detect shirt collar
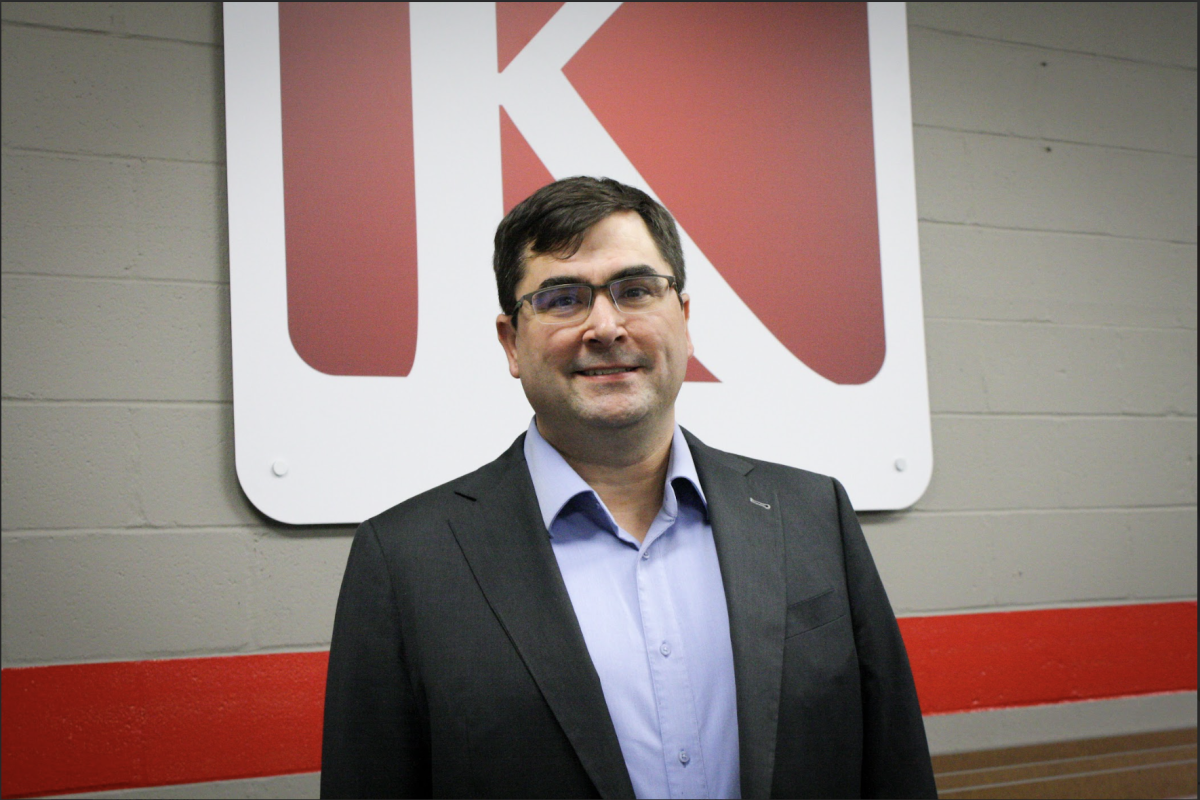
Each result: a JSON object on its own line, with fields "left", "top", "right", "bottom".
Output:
{"left": 523, "top": 417, "right": 708, "bottom": 535}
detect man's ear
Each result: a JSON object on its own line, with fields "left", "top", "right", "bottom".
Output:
{"left": 680, "top": 293, "right": 694, "bottom": 359}
{"left": 496, "top": 314, "right": 521, "bottom": 378}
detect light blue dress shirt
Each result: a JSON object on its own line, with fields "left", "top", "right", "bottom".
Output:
{"left": 524, "top": 419, "right": 741, "bottom": 799}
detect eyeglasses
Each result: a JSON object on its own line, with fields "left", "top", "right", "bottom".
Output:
{"left": 512, "top": 273, "right": 679, "bottom": 325}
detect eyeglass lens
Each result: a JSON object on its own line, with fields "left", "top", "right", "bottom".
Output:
{"left": 531, "top": 276, "right": 671, "bottom": 322}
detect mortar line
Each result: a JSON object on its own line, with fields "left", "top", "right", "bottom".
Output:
{"left": 924, "top": 316, "right": 1197, "bottom": 333}
{"left": 1, "top": 398, "right": 232, "bottom": 407}
{"left": 915, "top": 220, "right": 1198, "bottom": 246}
{"left": 0, "top": 18, "right": 222, "bottom": 49}
{"left": 931, "top": 410, "right": 1197, "bottom": 420}
{"left": 864, "top": 504, "right": 1198, "bottom": 518}
{"left": 908, "top": 23, "right": 1198, "bottom": 72}
{"left": 2, "top": 524, "right": 356, "bottom": 536}
{"left": 913, "top": 123, "right": 1196, "bottom": 159}
{"left": 1, "top": 144, "right": 225, "bottom": 168}
{"left": 1, "top": 271, "right": 228, "bottom": 288}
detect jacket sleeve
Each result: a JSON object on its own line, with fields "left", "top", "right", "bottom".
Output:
{"left": 834, "top": 478, "right": 938, "bottom": 799}
{"left": 321, "top": 520, "right": 430, "bottom": 799}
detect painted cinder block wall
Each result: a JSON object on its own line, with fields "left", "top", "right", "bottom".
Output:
{"left": 1, "top": 2, "right": 1195, "bottom": 798}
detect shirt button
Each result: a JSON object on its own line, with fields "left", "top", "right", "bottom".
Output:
{"left": 679, "top": 750, "right": 690, "bottom": 765}
{"left": 660, "top": 641, "right": 672, "bottom": 656}
{"left": 641, "top": 551, "right": 650, "bottom": 560}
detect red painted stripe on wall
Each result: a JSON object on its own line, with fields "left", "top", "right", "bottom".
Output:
{"left": 1, "top": 651, "right": 327, "bottom": 799}
{"left": 1, "top": 602, "right": 1195, "bottom": 798}
{"left": 898, "top": 600, "right": 1198, "bottom": 715}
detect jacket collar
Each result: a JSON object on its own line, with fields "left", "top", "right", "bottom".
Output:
{"left": 523, "top": 418, "right": 709, "bottom": 535}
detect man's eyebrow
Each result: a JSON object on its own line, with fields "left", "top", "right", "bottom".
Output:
{"left": 608, "top": 264, "right": 658, "bottom": 280}
{"left": 536, "top": 275, "right": 587, "bottom": 290}
{"left": 534, "top": 265, "right": 659, "bottom": 291}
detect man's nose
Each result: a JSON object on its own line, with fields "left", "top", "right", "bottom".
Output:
{"left": 581, "top": 291, "right": 627, "bottom": 345}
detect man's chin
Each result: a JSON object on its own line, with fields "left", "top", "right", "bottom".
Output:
{"left": 570, "top": 397, "right": 663, "bottom": 431}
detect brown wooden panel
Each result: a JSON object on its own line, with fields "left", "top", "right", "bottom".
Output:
{"left": 937, "top": 744, "right": 1196, "bottom": 790}
{"left": 938, "top": 760, "right": 1197, "bottom": 799}
{"left": 933, "top": 728, "right": 1197, "bottom": 772}
{"left": 933, "top": 728, "right": 1198, "bottom": 800}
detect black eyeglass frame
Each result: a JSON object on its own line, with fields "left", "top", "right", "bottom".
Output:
{"left": 509, "top": 273, "right": 681, "bottom": 325}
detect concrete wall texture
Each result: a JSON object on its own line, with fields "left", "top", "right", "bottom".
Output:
{"left": 1, "top": 2, "right": 1196, "bottom": 798}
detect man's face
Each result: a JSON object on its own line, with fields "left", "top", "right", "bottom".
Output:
{"left": 496, "top": 211, "right": 693, "bottom": 438}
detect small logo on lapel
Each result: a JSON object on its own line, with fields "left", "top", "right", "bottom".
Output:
{"left": 749, "top": 497, "right": 771, "bottom": 510}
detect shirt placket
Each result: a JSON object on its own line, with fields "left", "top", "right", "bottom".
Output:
{"left": 637, "top": 510, "right": 710, "bottom": 799}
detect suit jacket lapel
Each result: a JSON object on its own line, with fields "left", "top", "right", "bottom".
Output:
{"left": 446, "top": 437, "right": 635, "bottom": 799}
{"left": 685, "top": 430, "right": 787, "bottom": 800}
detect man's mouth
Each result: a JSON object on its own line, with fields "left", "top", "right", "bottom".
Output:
{"left": 576, "top": 366, "right": 639, "bottom": 377}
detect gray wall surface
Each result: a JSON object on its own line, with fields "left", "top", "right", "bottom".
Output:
{"left": 2, "top": 1, "right": 1196, "bottom": 794}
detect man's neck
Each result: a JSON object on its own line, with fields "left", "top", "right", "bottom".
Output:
{"left": 536, "top": 416, "right": 675, "bottom": 544}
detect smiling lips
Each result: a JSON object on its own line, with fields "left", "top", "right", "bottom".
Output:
{"left": 576, "top": 365, "right": 640, "bottom": 377}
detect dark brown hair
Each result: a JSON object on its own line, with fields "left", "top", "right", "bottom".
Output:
{"left": 493, "top": 176, "right": 685, "bottom": 316}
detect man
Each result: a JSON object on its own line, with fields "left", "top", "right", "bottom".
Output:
{"left": 321, "top": 177, "right": 937, "bottom": 798}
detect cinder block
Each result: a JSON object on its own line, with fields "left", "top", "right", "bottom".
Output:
{"left": 1, "top": 403, "right": 144, "bottom": 530}
{"left": 914, "top": 128, "right": 1197, "bottom": 243}
{"left": 990, "top": 507, "right": 1198, "bottom": 606}
{"left": 131, "top": 404, "right": 264, "bottom": 528}
{"left": 133, "top": 158, "right": 227, "bottom": 281}
{"left": 919, "top": 223, "right": 1198, "bottom": 329}
{"left": 251, "top": 529, "right": 355, "bottom": 649}
{"left": 908, "top": 2, "right": 1198, "bottom": 69}
{"left": 918, "top": 416, "right": 1198, "bottom": 511}
{"left": 1, "top": 3, "right": 222, "bottom": 45}
{"left": 1124, "top": 507, "right": 1199, "bottom": 603}
{"left": 861, "top": 512, "right": 996, "bottom": 613}
{"left": 863, "top": 507, "right": 1197, "bottom": 614}
{"left": 910, "top": 26, "right": 1196, "bottom": 157}
{"left": 2, "top": 275, "right": 230, "bottom": 402}
{"left": 1, "top": 24, "right": 223, "bottom": 162}
{"left": 5, "top": 153, "right": 132, "bottom": 275}
{"left": 925, "top": 320, "right": 1197, "bottom": 415}
{"left": 1, "top": 403, "right": 261, "bottom": 530}
{"left": 1, "top": 529, "right": 253, "bottom": 665}
{"left": 0, "top": 152, "right": 227, "bottom": 282}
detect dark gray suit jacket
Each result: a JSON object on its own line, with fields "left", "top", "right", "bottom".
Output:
{"left": 321, "top": 431, "right": 936, "bottom": 798}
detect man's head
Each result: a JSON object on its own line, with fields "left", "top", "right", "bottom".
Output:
{"left": 494, "top": 177, "right": 685, "bottom": 319}
{"left": 494, "top": 177, "right": 692, "bottom": 444}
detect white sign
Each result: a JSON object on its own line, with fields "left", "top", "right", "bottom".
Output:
{"left": 224, "top": 2, "right": 931, "bottom": 522}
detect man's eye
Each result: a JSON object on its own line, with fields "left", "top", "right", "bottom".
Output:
{"left": 617, "top": 279, "right": 663, "bottom": 304}
{"left": 535, "top": 289, "right": 585, "bottom": 312}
